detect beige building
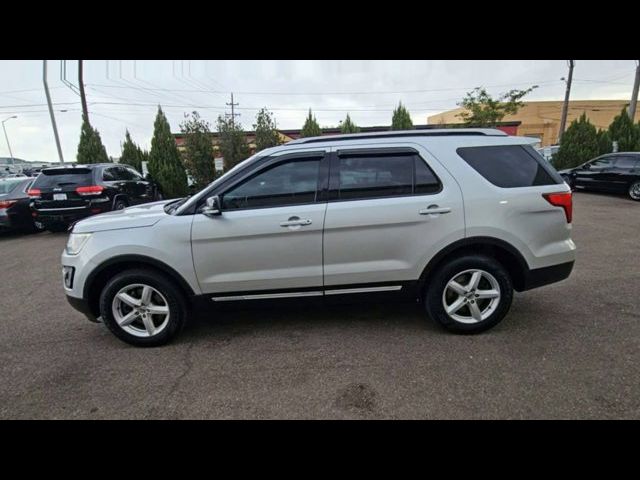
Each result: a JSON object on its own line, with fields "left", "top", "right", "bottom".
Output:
{"left": 428, "top": 100, "right": 639, "bottom": 147}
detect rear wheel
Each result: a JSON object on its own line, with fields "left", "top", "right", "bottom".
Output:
{"left": 113, "top": 199, "right": 128, "bottom": 210}
{"left": 99, "top": 269, "right": 188, "bottom": 347}
{"left": 629, "top": 181, "right": 640, "bottom": 201}
{"left": 424, "top": 255, "right": 514, "bottom": 334}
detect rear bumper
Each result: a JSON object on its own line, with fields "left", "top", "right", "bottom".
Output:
{"left": 520, "top": 261, "right": 574, "bottom": 291}
{"left": 66, "top": 294, "right": 100, "bottom": 323}
{"left": 34, "top": 206, "right": 106, "bottom": 225}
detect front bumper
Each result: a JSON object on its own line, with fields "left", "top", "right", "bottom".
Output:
{"left": 66, "top": 294, "right": 100, "bottom": 323}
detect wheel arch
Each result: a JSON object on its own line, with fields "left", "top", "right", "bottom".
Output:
{"left": 84, "top": 254, "right": 196, "bottom": 319}
{"left": 419, "top": 237, "right": 530, "bottom": 292}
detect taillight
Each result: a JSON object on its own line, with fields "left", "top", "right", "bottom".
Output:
{"left": 0, "top": 200, "right": 17, "bottom": 209}
{"left": 76, "top": 185, "right": 104, "bottom": 196}
{"left": 543, "top": 191, "right": 572, "bottom": 223}
{"left": 27, "top": 188, "right": 41, "bottom": 198}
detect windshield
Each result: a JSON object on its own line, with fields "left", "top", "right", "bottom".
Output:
{"left": 0, "top": 179, "right": 23, "bottom": 194}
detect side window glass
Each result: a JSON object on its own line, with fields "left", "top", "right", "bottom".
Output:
{"left": 414, "top": 156, "right": 441, "bottom": 194}
{"left": 338, "top": 155, "right": 413, "bottom": 200}
{"left": 221, "top": 158, "right": 320, "bottom": 210}
{"left": 102, "top": 168, "right": 116, "bottom": 181}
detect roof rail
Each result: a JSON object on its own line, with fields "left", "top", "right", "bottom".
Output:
{"left": 286, "top": 128, "right": 507, "bottom": 145}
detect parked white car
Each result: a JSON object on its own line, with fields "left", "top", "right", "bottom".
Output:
{"left": 62, "top": 129, "right": 575, "bottom": 346}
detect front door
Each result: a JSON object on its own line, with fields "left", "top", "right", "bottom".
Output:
{"left": 191, "top": 151, "right": 328, "bottom": 296}
{"left": 574, "top": 156, "right": 614, "bottom": 190}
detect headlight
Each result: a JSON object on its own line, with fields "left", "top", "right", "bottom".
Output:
{"left": 66, "top": 233, "right": 91, "bottom": 255}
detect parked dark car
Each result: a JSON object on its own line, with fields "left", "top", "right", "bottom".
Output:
{"left": 558, "top": 152, "right": 640, "bottom": 201}
{"left": 0, "top": 177, "right": 45, "bottom": 233}
{"left": 29, "top": 163, "right": 160, "bottom": 232}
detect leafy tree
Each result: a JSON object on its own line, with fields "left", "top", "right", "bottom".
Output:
{"left": 607, "top": 107, "right": 640, "bottom": 152}
{"left": 300, "top": 109, "right": 322, "bottom": 137}
{"left": 180, "top": 111, "right": 216, "bottom": 189}
{"left": 216, "top": 115, "right": 250, "bottom": 170}
{"left": 391, "top": 102, "right": 413, "bottom": 130}
{"left": 554, "top": 113, "right": 599, "bottom": 170}
{"left": 253, "top": 108, "right": 281, "bottom": 151}
{"left": 456, "top": 86, "right": 537, "bottom": 127}
{"left": 119, "top": 130, "right": 146, "bottom": 174}
{"left": 149, "top": 106, "right": 188, "bottom": 198}
{"left": 340, "top": 113, "right": 360, "bottom": 133}
{"left": 76, "top": 115, "right": 109, "bottom": 164}
{"left": 596, "top": 128, "right": 612, "bottom": 155}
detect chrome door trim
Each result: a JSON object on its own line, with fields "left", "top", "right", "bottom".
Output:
{"left": 324, "top": 285, "right": 402, "bottom": 295}
{"left": 211, "top": 291, "right": 323, "bottom": 302}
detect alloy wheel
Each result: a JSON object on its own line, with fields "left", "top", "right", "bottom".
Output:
{"left": 111, "top": 283, "right": 170, "bottom": 337}
{"left": 442, "top": 269, "right": 501, "bottom": 324}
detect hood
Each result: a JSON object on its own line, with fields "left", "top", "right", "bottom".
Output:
{"left": 72, "top": 200, "right": 174, "bottom": 233}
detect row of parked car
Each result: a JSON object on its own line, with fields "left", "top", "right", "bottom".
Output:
{"left": 0, "top": 163, "right": 160, "bottom": 234}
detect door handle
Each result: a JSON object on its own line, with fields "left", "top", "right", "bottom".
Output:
{"left": 280, "top": 216, "right": 312, "bottom": 227}
{"left": 419, "top": 205, "right": 451, "bottom": 215}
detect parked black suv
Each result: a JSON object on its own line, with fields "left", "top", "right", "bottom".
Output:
{"left": 29, "top": 163, "right": 159, "bottom": 232}
{"left": 558, "top": 152, "right": 640, "bottom": 201}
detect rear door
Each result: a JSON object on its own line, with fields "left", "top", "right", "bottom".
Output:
{"left": 609, "top": 156, "right": 640, "bottom": 193}
{"left": 322, "top": 144, "right": 464, "bottom": 291}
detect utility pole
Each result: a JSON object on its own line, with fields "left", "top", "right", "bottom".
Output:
{"left": 2, "top": 116, "right": 17, "bottom": 165}
{"left": 78, "top": 60, "right": 89, "bottom": 122}
{"left": 628, "top": 60, "right": 640, "bottom": 122}
{"left": 43, "top": 60, "right": 65, "bottom": 164}
{"left": 558, "top": 60, "right": 575, "bottom": 144}
{"left": 226, "top": 93, "right": 240, "bottom": 126}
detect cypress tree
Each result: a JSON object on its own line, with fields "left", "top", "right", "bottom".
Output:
{"left": 253, "top": 108, "right": 281, "bottom": 151}
{"left": 554, "top": 113, "right": 599, "bottom": 169}
{"left": 149, "top": 107, "right": 188, "bottom": 198}
{"left": 119, "top": 130, "right": 145, "bottom": 174}
{"left": 300, "top": 109, "right": 322, "bottom": 137}
{"left": 340, "top": 114, "right": 360, "bottom": 134}
{"left": 216, "top": 115, "right": 250, "bottom": 171}
{"left": 76, "top": 115, "right": 109, "bottom": 164}
{"left": 607, "top": 107, "right": 640, "bottom": 152}
{"left": 180, "top": 111, "right": 216, "bottom": 189}
{"left": 391, "top": 102, "right": 414, "bottom": 130}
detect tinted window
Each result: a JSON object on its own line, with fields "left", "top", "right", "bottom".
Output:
{"left": 457, "top": 145, "right": 560, "bottom": 188}
{"left": 117, "top": 166, "right": 137, "bottom": 181}
{"left": 0, "top": 179, "right": 23, "bottom": 194}
{"left": 222, "top": 158, "right": 320, "bottom": 210}
{"left": 613, "top": 156, "right": 639, "bottom": 170}
{"left": 124, "top": 166, "right": 142, "bottom": 180}
{"left": 338, "top": 155, "right": 413, "bottom": 199}
{"left": 589, "top": 157, "right": 614, "bottom": 169}
{"left": 102, "top": 168, "right": 117, "bottom": 181}
{"left": 33, "top": 168, "right": 93, "bottom": 188}
{"left": 414, "top": 157, "right": 441, "bottom": 194}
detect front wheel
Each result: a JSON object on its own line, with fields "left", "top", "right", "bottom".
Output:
{"left": 99, "top": 269, "right": 188, "bottom": 347}
{"left": 424, "top": 255, "right": 514, "bottom": 334}
{"left": 629, "top": 181, "right": 640, "bottom": 201}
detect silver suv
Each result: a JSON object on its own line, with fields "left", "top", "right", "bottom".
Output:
{"left": 62, "top": 129, "right": 576, "bottom": 347}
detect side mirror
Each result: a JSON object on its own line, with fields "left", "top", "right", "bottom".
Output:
{"left": 582, "top": 163, "right": 591, "bottom": 170}
{"left": 203, "top": 195, "right": 222, "bottom": 217}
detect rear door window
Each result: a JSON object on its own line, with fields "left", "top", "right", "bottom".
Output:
{"left": 456, "top": 145, "right": 562, "bottom": 188}
{"left": 612, "top": 156, "right": 639, "bottom": 171}
{"left": 33, "top": 168, "right": 93, "bottom": 188}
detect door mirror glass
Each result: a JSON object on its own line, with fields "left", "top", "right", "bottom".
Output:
{"left": 582, "top": 163, "right": 591, "bottom": 169}
{"left": 203, "top": 195, "right": 221, "bottom": 217}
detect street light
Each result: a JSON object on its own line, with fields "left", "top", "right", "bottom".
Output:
{"left": 2, "top": 115, "right": 17, "bottom": 166}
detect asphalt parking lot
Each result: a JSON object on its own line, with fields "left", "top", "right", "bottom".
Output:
{"left": 0, "top": 191, "right": 638, "bottom": 419}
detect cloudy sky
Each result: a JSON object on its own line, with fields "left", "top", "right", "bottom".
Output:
{"left": 0, "top": 60, "right": 637, "bottom": 163}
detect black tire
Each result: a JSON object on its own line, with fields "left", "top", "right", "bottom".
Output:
{"left": 628, "top": 181, "right": 640, "bottom": 201}
{"left": 99, "top": 268, "right": 188, "bottom": 347}
{"left": 113, "top": 198, "right": 128, "bottom": 210}
{"left": 424, "top": 255, "right": 514, "bottom": 334}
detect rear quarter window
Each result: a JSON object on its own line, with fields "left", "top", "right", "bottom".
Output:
{"left": 457, "top": 145, "right": 563, "bottom": 188}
